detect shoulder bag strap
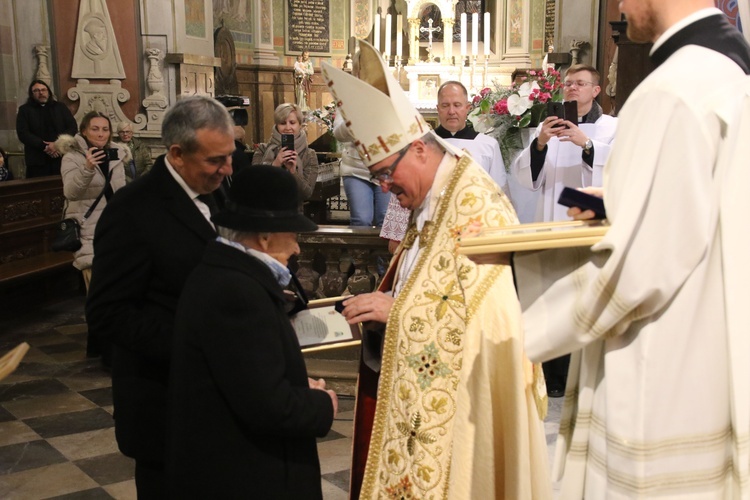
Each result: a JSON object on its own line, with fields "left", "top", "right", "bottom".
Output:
{"left": 81, "top": 168, "right": 114, "bottom": 223}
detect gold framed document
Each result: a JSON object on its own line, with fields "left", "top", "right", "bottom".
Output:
{"left": 458, "top": 220, "right": 609, "bottom": 255}
{"left": 290, "top": 296, "right": 362, "bottom": 353}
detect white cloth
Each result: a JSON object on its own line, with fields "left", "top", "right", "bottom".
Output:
{"left": 514, "top": 44, "right": 748, "bottom": 498}
{"left": 444, "top": 133, "right": 508, "bottom": 194}
{"left": 511, "top": 115, "right": 617, "bottom": 222}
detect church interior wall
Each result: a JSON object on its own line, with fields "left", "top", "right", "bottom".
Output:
{"left": 51, "top": 0, "right": 143, "bottom": 122}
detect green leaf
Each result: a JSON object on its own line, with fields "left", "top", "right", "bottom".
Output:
{"left": 479, "top": 99, "right": 491, "bottom": 114}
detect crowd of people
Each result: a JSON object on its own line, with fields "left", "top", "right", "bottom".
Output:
{"left": 4, "top": 1, "right": 750, "bottom": 497}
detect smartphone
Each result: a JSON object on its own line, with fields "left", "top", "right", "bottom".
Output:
{"left": 563, "top": 101, "right": 578, "bottom": 122}
{"left": 334, "top": 299, "right": 346, "bottom": 314}
{"left": 546, "top": 100, "right": 578, "bottom": 126}
{"left": 281, "top": 134, "right": 295, "bottom": 151}
{"left": 94, "top": 148, "right": 119, "bottom": 161}
{"left": 546, "top": 101, "right": 565, "bottom": 120}
{"left": 557, "top": 186, "right": 607, "bottom": 219}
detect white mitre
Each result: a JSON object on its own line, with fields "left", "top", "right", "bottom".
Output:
{"left": 321, "top": 40, "right": 460, "bottom": 167}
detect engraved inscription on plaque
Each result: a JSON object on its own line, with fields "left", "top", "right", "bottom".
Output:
{"left": 286, "top": 0, "right": 330, "bottom": 55}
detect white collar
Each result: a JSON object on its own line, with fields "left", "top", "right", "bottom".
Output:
{"left": 650, "top": 8, "right": 723, "bottom": 54}
{"left": 165, "top": 156, "right": 201, "bottom": 201}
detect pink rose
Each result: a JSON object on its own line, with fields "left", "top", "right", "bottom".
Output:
{"left": 493, "top": 99, "right": 509, "bottom": 115}
{"left": 472, "top": 95, "right": 482, "bottom": 104}
{"left": 480, "top": 87, "right": 492, "bottom": 97}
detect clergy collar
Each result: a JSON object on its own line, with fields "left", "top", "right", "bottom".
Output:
{"left": 650, "top": 10, "right": 750, "bottom": 73}
{"left": 434, "top": 124, "right": 479, "bottom": 140}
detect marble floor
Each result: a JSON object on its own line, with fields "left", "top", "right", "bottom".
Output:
{"left": 0, "top": 295, "right": 562, "bottom": 499}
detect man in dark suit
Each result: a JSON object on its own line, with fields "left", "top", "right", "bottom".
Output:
{"left": 166, "top": 166, "right": 336, "bottom": 498}
{"left": 85, "top": 95, "right": 235, "bottom": 498}
{"left": 16, "top": 79, "right": 77, "bottom": 177}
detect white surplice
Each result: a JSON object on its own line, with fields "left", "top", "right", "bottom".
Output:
{"left": 514, "top": 43, "right": 749, "bottom": 499}
{"left": 511, "top": 115, "right": 616, "bottom": 222}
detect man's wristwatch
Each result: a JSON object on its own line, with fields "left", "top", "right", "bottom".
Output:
{"left": 583, "top": 138, "right": 593, "bottom": 154}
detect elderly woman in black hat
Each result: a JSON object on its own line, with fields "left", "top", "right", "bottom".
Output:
{"left": 166, "top": 165, "right": 336, "bottom": 499}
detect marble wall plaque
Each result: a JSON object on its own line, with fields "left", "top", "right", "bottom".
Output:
{"left": 286, "top": 0, "right": 330, "bottom": 55}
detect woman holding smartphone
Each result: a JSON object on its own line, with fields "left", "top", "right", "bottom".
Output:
{"left": 56, "top": 111, "right": 128, "bottom": 291}
{"left": 252, "top": 102, "right": 318, "bottom": 201}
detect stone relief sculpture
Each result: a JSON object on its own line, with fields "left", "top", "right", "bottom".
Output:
{"left": 71, "top": 0, "right": 125, "bottom": 78}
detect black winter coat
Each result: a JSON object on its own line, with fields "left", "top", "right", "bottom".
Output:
{"left": 166, "top": 241, "right": 333, "bottom": 499}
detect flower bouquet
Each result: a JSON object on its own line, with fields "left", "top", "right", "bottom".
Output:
{"left": 307, "top": 101, "right": 337, "bottom": 131}
{"left": 469, "top": 68, "right": 564, "bottom": 169}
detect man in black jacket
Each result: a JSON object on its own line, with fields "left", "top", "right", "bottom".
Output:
{"left": 167, "top": 166, "right": 336, "bottom": 498}
{"left": 16, "top": 80, "right": 77, "bottom": 177}
{"left": 86, "top": 95, "right": 235, "bottom": 498}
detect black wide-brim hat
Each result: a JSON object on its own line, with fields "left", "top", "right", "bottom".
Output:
{"left": 212, "top": 165, "right": 318, "bottom": 233}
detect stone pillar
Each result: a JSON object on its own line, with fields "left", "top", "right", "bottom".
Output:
{"left": 442, "top": 18, "right": 454, "bottom": 65}
{"left": 253, "top": 0, "right": 278, "bottom": 65}
{"left": 408, "top": 17, "right": 420, "bottom": 65}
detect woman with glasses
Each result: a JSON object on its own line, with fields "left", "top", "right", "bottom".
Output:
{"left": 115, "top": 122, "right": 152, "bottom": 182}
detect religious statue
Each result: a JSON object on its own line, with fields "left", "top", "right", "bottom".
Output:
{"left": 294, "top": 50, "right": 314, "bottom": 110}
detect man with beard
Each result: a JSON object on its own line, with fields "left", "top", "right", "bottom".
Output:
{"left": 504, "top": 0, "right": 750, "bottom": 497}
{"left": 16, "top": 80, "right": 77, "bottom": 177}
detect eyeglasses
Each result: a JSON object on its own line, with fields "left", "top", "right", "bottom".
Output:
{"left": 369, "top": 143, "right": 412, "bottom": 184}
{"left": 563, "top": 80, "right": 596, "bottom": 88}
{"left": 31, "top": 88, "right": 48, "bottom": 94}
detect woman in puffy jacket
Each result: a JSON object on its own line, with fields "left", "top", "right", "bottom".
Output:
{"left": 56, "top": 111, "right": 128, "bottom": 291}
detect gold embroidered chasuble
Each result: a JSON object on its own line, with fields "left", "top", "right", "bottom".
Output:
{"left": 360, "top": 154, "right": 551, "bottom": 499}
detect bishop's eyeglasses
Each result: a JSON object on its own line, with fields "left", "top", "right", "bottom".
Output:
{"left": 369, "top": 142, "right": 412, "bottom": 184}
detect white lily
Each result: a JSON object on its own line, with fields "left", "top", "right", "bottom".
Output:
{"left": 507, "top": 81, "right": 539, "bottom": 116}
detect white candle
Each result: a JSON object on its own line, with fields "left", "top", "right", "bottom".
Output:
{"left": 374, "top": 14, "right": 380, "bottom": 52}
{"left": 396, "top": 15, "right": 403, "bottom": 58}
{"left": 385, "top": 14, "right": 391, "bottom": 56}
{"left": 460, "top": 13, "right": 467, "bottom": 56}
{"left": 472, "top": 13, "right": 478, "bottom": 56}
{"left": 484, "top": 12, "right": 490, "bottom": 55}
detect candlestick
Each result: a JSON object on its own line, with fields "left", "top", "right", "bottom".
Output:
{"left": 385, "top": 14, "right": 391, "bottom": 58}
{"left": 374, "top": 13, "right": 380, "bottom": 52}
{"left": 484, "top": 12, "right": 490, "bottom": 55}
{"left": 396, "top": 15, "right": 403, "bottom": 59}
{"left": 472, "top": 13, "right": 478, "bottom": 56}
{"left": 460, "top": 13, "right": 467, "bottom": 57}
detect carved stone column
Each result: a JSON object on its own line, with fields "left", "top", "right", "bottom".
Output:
{"left": 34, "top": 46, "right": 52, "bottom": 84}
{"left": 347, "top": 248, "right": 375, "bottom": 295}
{"left": 408, "top": 18, "right": 420, "bottom": 65}
{"left": 442, "top": 18, "right": 454, "bottom": 65}
{"left": 136, "top": 48, "right": 168, "bottom": 136}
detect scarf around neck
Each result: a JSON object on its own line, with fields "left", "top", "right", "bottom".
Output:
{"left": 261, "top": 127, "right": 310, "bottom": 164}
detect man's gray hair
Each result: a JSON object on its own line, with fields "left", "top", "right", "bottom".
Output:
{"left": 162, "top": 96, "right": 234, "bottom": 154}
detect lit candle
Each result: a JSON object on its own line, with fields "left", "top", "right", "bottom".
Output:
{"left": 385, "top": 14, "right": 391, "bottom": 56}
{"left": 484, "top": 12, "right": 490, "bottom": 55}
{"left": 396, "top": 15, "right": 403, "bottom": 58}
{"left": 472, "top": 13, "right": 478, "bottom": 56}
{"left": 374, "top": 13, "right": 380, "bottom": 52}
{"left": 460, "top": 13, "right": 467, "bottom": 57}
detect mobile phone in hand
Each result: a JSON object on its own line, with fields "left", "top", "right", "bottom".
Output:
{"left": 557, "top": 186, "right": 606, "bottom": 219}
{"left": 281, "top": 134, "right": 295, "bottom": 151}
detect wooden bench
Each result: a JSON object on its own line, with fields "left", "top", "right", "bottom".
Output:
{"left": 0, "top": 252, "right": 74, "bottom": 286}
{"left": 0, "top": 177, "right": 81, "bottom": 305}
